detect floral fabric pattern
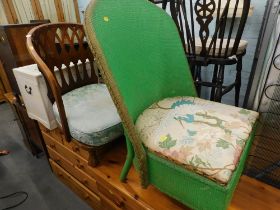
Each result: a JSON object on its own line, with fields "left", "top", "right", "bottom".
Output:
{"left": 135, "top": 97, "right": 258, "bottom": 184}
{"left": 53, "top": 84, "right": 123, "bottom": 146}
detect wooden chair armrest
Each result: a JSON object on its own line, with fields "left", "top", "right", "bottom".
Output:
{"left": 26, "top": 34, "right": 72, "bottom": 142}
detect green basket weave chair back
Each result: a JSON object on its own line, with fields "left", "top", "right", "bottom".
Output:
{"left": 85, "top": 0, "right": 196, "bottom": 187}
{"left": 85, "top": 0, "right": 196, "bottom": 121}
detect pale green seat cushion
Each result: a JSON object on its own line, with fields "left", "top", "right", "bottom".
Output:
{"left": 135, "top": 97, "right": 258, "bottom": 184}
{"left": 53, "top": 84, "right": 123, "bottom": 146}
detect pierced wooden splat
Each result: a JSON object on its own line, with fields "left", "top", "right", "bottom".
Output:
{"left": 169, "top": 0, "right": 250, "bottom": 60}
{"left": 164, "top": 0, "right": 251, "bottom": 104}
{"left": 27, "top": 23, "right": 99, "bottom": 142}
{"left": 28, "top": 24, "right": 98, "bottom": 101}
{"left": 194, "top": 0, "right": 216, "bottom": 56}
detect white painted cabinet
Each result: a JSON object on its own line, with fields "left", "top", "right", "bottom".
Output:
{"left": 13, "top": 64, "right": 57, "bottom": 130}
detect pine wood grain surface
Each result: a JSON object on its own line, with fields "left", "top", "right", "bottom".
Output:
{"left": 44, "top": 128, "right": 280, "bottom": 210}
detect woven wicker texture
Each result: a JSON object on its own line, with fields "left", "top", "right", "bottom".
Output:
{"left": 84, "top": 0, "right": 257, "bottom": 209}
{"left": 84, "top": 0, "right": 196, "bottom": 187}
{"left": 86, "top": 0, "right": 196, "bottom": 121}
{"left": 146, "top": 128, "right": 256, "bottom": 210}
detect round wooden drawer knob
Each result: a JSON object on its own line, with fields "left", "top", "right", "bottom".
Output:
{"left": 82, "top": 179, "right": 88, "bottom": 185}
{"left": 55, "top": 158, "right": 61, "bottom": 163}
{"left": 72, "top": 146, "right": 80, "bottom": 152}
{"left": 50, "top": 144, "right": 56, "bottom": 149}
{"left": 76, "top": 163, "right": 84, "bottom": 169}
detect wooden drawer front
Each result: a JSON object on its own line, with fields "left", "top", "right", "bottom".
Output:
{"left": 50, "top": 160, "right": 101, "bottom": 209}
{"left": 48, "top": 146, "right": 140, "bottom": 209}
{"left": 43, "top": 128, "right": 149, "bottom": 210}
{"left": 97, "top": 182, "right": 146, "bottom": 210}
{"left": 99, "top": 193, "right": 123, "bottom": 210}
{"left": 97, "top": 182, "right": 127, "bottom": 209}
{"left": 42, "top": 129, "right": 90, "bottom": 160}
{"left": 43, "top": 131, "right": 88, "bottom": 169}
{"left": 48, "top": 147, "right": 99, "bottom": 194}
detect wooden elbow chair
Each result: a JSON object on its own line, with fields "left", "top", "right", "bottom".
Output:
{"left": 84, "top": 0, "right": 259, "bottom": 209}
{"left": 26, "top": 23, "right": 123, "bottom": 165}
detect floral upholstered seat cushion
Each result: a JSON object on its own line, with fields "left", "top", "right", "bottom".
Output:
{"left": 135, "top": 97, "right": 258, "bottom": 184}
{"left": 53, "top": 84, "right": 123, "bottom": 146}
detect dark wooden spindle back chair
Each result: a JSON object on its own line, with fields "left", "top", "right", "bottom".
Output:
{"left": 167, "top": 0, "right": 251, "bottom": 105}
{"left": 27, "top": 23, "right": 99, "bottom": 142}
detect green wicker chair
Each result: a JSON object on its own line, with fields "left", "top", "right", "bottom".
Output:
{"left": 84, "top": 0, "right": 258, "bottom": 209}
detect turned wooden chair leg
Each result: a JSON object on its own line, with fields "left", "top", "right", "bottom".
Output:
{"left": 235, "top": 56, "right": 242, "bottom": 106}
{"left": 214, "top": 65, "right": 225, "bottom": 102}
{"left": 189, "top": 61, "right": 195, "bottom": 78}
{"left": 194, "top": 65, "right": 202, "bottom": 97}
{"left": 89, "top": 149, "right": 99, "bottom": 167}
{"left": 210, "top": 64, "right": 219, "bottom": 101}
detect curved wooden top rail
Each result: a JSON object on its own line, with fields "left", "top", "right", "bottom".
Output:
{"left": 27, "top": 23, "right": 99, "bottom": 141}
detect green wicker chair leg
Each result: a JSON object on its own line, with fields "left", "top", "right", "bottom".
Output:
{"left": 120, "top": 136, "right": 134, "bottom": 182}
{"left": 84, "top": 0, "right": 259, "bottom": 209}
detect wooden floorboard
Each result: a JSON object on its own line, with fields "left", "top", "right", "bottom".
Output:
{"left": 230, "top": 176, "right": 280, "bottom": 210}
{"left": 84, "top": 139, "right": 280, "bottom": 210}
